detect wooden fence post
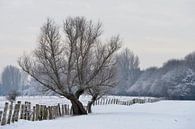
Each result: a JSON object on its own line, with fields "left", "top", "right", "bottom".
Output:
{"left": 14, "top": 101, "right": 21, "bottom": 122}
{"left": 61, "top": 105, "right": 65, "bottom": 116}
{"left": 64, "top": 105, "right": 68, "bottom": 115}
{"left": 32, "top": 106, "right": 36, "bottom": 121}
{"left": 1, "top": 102, "right": 9, "bottom": 125}
{"left": 20, "top": 104, "right": 25, "bottom": 119}
{"left": 43, "top": 105, "right": 48, "bottom": 120}
{"left": 99, "top": 99, "right": 102, "bottom": 105}
{"left": 50, "top": 106, "right": 53, "bottom": 119}
{"left": 12, "top": 103, "right": 17, "bottom": 123}
{"left": 40, "top": 105, "right": 43, "bottom": 120}
{"left": 67, "top": 105, "right": 70, "bottom": 115}
{"left": 24, "top": 102, "right": 28, "bottom": 120}
{"left": 52, "top": 106, "right": 55, "bottom": 119}
{"left": 0, "top": 111, "right": 3, "bottom": 125}
{"left": 46, "top": 106, "right": 49, "bottom": 119}
{"left": 53, "top": 106, "right": 57, "bottom": 119}
{"left": 27, "top": 102, "right": 31, "bottom": 120}
{"left": 35, "top": 104, "right": 39, "bottom": 121}
{"left": 97, "top": 100, "right": 100, "bottom": 105}
{"left": 57, "top": 104, "right": 61, "bottom": 117}
{"left": 7, "top": 102, "right": 13, "bottom": 124}
{"left": 55, "top": 106, "right": 58, "bottom": 117}
{"left": 48, "top": 106, "right": 52, "bottom": 120}
{"left": 70, "top": 106, "right": 73, "bottom": 115}
{"left": 106, "top": 99, "right": 108, "bottom": 104}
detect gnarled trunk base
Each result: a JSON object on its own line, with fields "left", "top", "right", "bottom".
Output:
{"left": 70, "top": 98, "right": 87, "bottom": 115}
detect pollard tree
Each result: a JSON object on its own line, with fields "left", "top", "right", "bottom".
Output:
{"left": 18, "top": 17, "right": 120, "bottom": 115}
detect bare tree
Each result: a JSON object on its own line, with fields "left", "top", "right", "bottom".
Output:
{"left": 117, "top": 48, "right": 140, "bottom": 80}
{"left": 114, "top": 48, "right": 140, "bottom": 95}
{"left": 18, "top": 17, "right": 121, "bottom": 115}
{"left": 87, "top": 63, "right": 117, "bottom": 113}
{"left": 1, "top": 65, "right": 22, "bottom": 95}
{"left": 86, "top": 43, "right": 119, "bottom": 113}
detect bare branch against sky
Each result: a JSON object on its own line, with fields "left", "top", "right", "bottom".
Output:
{"left": 0, "top": 0, "right": 194, "bottom": 71}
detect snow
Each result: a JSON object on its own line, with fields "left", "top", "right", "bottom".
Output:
{"left": 2, "top": 100, "right": 195, "bottom": 129}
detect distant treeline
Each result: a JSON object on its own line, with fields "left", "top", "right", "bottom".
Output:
{"left": 113, "top": 50, "right": 195, "bottom": 100}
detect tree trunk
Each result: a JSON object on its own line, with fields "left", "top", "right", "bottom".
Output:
{"left": 69, "top": 96, "right": 87, "bottom": 115}
{"left": 87, "top": 96, "right": 97, "bottom": 113}
{"left": 87, "top": 101, "right": 93, "bottom": 113}
{"left": 75, "top": 89, "right": 84, "bottom": 99}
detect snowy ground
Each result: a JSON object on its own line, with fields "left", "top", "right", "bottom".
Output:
{"left": 2, "top": 100, "right": 195, "bottom": 129}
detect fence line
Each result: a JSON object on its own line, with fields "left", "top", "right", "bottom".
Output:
{"left": 0, "top": 97, "right": 160, "bottom": 126}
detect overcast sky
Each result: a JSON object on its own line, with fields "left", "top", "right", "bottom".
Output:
{"left": 0, "top": 0, "right": 195, "bottom": 72}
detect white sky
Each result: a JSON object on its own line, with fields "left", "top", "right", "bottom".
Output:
{"left": 0, "top": 0, "right": 195, "bottom": 72}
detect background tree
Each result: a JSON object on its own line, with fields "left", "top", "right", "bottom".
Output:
{"left": 0, "top": 83, "right": 2, "bottom": 95}
{"left": 18, "top": 17, "right": 120, "bottom": 115}
{"left": 1, "top": 65, "right": 22, "bottom": 95}
{"left": 128, "top": 67, "right": 158, "bottom": 96}
{"left": 113, "top": 48, "right": 140, "bottom": 95}
{"left": 185, "top": 52, "right": 195, "bottom": 71}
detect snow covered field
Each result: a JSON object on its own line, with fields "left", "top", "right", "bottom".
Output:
{"left": 2, "top": 100, "right": 195, "bottom": 129}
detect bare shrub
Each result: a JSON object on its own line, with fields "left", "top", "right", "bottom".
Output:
{"left": 6, "top": 90, "right": 19, "bottom": 102}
